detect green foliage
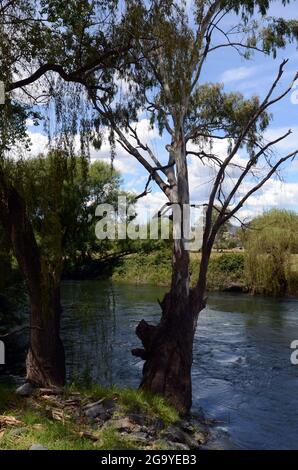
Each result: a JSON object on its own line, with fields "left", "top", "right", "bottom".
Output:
{"left": 112, "top": 245, "right": 246, "bottom": 291}
{"left": 188, "top": 84, "right": 270, "bottom": 154}
{"left": 206, "top": 252, "right": 245, "bottom": 290}
{"left": 243, "top": 209, "right": 298, "bottom": 295}
{"left": 5, "top": 152, "right": 130, "bottom": 281}
{"left": 120, "top": 0, "right": 298, "bottom": 145}
{"left": 210, "top": 252, "right": 245, "bottom": 273}
{"left": 112, "top": 247, "right": 172, "bottom": 285}
{"left": 0, "top": 385, "right": 20, "bottom": 412}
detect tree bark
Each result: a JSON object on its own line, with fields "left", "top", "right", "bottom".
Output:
{"left": 26, "top": 283, "right": 65, "bottom": 387}
{"left": 132, "top": 139, "right": 206, "bottom": 414}
{"left": 0, "top": 178, "right": 65, "bottom": 387}
{"left": 133, "top": 249, "right": 199, "bottom": 414}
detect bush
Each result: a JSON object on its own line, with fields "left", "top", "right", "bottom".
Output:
{"left": 207, "top": 253, "right": 245, "bottom": 290}
{"left": 243, "top": 209, "right": 298, "bottom": 296}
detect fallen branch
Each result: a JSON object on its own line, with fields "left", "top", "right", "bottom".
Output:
{"left": 0, "top": 415, "right": 23, "bottom": 427}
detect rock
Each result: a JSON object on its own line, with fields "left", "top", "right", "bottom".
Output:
{"left": 16, "top": 383, "right": 35, "bottom": 397}
{"left": 182, "top": 432, "right": 201, "bottom": 449}
{"left": 127, "top": 412, "right": 146, "bottom": 426}
{"left": 9, "top": 427, "right": 27, "bottom": 437}
{"left": 85, "top": 404, "right": 105, "bottom": 419}
{"left": 161, "top": 425, "right": 185, "bottom": 443}
{"left": 161, "top": 425, "right": 200, "bottom": 449}
{"left": 84, "top": 398, "right": 105, "bottom": 409}
{"left": 152, "top": 417, "right": 165, "bottom": 431}
{"left": 102, "top": 398, "right": 116, "bottom": 412}
{"left": 127, "top": 431, "right": 148, "bottom": 443}
{"left": 141, "top": 426, "right": 154, "bottom": 436}
{"left": 179, "top": 420, "right": 195, "bottom": 434}
{"left": 194, "top": 431, "right": 206, "bottom": 445}
{"left": 223, "top": 282, "right": 244, "bottom": 293}
{"left": 179, "top": 420, "right": 207, "bottom": 445}
{"left": 83, "top": 397, "right": 116, "bottom": 420}
{"left": 109, "top": 417, "right": 141, "bottom": 433}
{"left": 167, "top": 441, "right": 190, "bottom": 450}
{"left": 29, "top": 444, "right": 48, "bottom": 450}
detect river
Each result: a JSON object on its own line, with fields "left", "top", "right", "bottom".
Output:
{"left": 4, "top": 280, "right": 298, "bottom": 449}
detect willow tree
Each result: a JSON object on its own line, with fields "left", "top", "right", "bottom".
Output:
{"left": 84, "top": 0, "right": 298, "bottom": 413}
{"left": 0, "top": 0, "right": 131, "bottom": 386}
{"left": 243, "top": 209, "right": 298, "bottom": 295}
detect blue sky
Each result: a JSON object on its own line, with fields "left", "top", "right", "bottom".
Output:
{"left": 26, "top": 0, "right": 298, "bottom": 224}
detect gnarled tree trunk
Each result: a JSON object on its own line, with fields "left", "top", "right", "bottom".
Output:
{"left": 132, "top": 247, "right": 209, "bottom": 414}
{"left": 132, "top": 139, "right": 207, "bottom": 414}
{"left": 133, "top": 248, "right": 195, "bottom": 414}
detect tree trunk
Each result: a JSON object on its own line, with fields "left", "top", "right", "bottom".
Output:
{"left": 0, "top": 179, "right": 66, "bottom": 387}
{"left": 132, "top": 249, "right": 196, "bottom": 414}
{"left": 26, "top": 283, "right": 65, "bottom": 387}
{"left": 132, "top": 139, "right": 206, "bottom": 414}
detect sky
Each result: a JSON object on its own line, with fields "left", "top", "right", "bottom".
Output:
{"left": 26, "top": 0, "right": 298, "bottom": 225}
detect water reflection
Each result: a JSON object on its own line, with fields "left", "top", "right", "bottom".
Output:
{"left": 61, "top": 281, "right": 165, "bottom": 387}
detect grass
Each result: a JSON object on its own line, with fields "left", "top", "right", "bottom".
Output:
{"left": 1, "top": 416, "right": 93, "bottom": 450}
{"left": 0, "top": 386, "right": 95, "bottom": 450}
{"left": 66, "top": 383, "right": 179, "bottom": 426}
{"left": 0, "top": 384, "right": 179, "bottom": 450}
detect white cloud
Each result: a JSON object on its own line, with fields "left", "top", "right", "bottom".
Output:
{"left": 263, "top": 126, "right": 298, "bottom": 153}
{"left": 220, "top": 66, "right": 258, "bottom": 84}
{"left": 134, "top": 191, "right": 168, "bottom": 224}
{"left": 236, "top": 179, "right": 298, "bottom": 221}
{"left": 91, "top": 118, "right": 160, "bottom": 175}
{"left": 24, "top": 118, "right": 161, "bottom": 177}
{"left": 185, "top": 138, "right": 298, "bottom": 223}
{"left": 27, "top": 131, "right": 49, "bottom": 155}
{"left": 23, "top": 121, "right": 298, "bottom": 224}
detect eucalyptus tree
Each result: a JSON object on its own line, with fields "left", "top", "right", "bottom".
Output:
{"left": 85, "top": 0, "right": 298, "bottom": 413}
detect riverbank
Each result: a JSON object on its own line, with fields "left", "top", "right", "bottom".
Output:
{"left": 111, "top": 250, "right": 247, "bottom": 292}
{"left": 0, "top": 384, "right": 207, "bottom": 450}
{"left": 110, "top": 250, "right": 298, "bottom": 296}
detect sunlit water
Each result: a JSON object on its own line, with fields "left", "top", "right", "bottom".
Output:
{"left": 3, "top": 280, "right": 298, "bottom": 449}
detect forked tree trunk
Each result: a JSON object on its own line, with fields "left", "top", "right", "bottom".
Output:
{"left": 0, "top": 180, "right": 66, "bottom": 387}
{"left": 133, "top": 248, "right": 193, "bottom": 413}
{"left": 132, "top": 140, "right": 207, "bottom": 414}
{"left": 132, "top": 246, "right": 208, "bottom": 414}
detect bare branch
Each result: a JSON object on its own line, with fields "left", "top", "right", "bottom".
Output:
{"left": 90, "top": 97, "right": 171, "bottom": 198}
{"left": 218, "top": 129, "right": 293, "bottom": 217}
{"left": 222, "top": 149, "right": 298, "bottom": 225}
{"left": 205, "top": 61, "right": 297, "bottom": 239}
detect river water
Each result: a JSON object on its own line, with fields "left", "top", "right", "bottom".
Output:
{"left": 59, "top": 280, "right": 298, "bottom": 450}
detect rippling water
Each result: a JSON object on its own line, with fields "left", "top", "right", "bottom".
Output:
{"left": 4, "top": 280, "right": 298, "bottom": 449}
{"left": 60, "top": 280, "right": 298, "bottom": 449}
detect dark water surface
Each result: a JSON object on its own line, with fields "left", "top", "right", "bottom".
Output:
{"left": 60, "top": 280, "right": 298, "bottom": 450}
